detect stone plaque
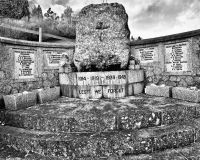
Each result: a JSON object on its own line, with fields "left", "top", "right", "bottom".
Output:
{"left": 103, "top": 85, "right": 126, "bottom": 98}
{"left": 77, "top": 86, "right": 91, "bottom": 99}
{"left": 15, "top": 49, "right": 35, "bottom": 79}
{"left": 76, "top": 71, "right": 127, "bottom": 86}
{"left": 165, "top": 42, "right": 188, "bottom": 72}
{"left": 90, "top": 86, "right": 103, "bottom": 99}
{"left": 45, "top": 50, "right": 69, "bottom": 67}
{"left": 135, "top": 46, "right": 158, "bottom": 63}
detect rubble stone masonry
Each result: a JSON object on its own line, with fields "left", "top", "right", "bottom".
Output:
{"left": 130, "top": 30, "right": 200, "bottom": 88}
{"left": 0, "top": 37, "right": 74, "bottom": 108}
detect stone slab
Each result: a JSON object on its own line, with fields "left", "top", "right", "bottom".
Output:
{"left": 172, "top": 87, "right": 200, "bottom": 103}
{"left": 145, "top": 85, "right": 172, "bottom": 97}
{"left": 133, "top": 82, "right": 144, "bottom": 95}
{"left": 76, "top": 71, "right": 127, "bottom": 86}
{"left": 59, "top": 73, "right": 77, "bottom": 85}
{"left": 14, "top": 49, "right": 35, "bottom": 79}
{"left": 90, "top": 86, "right": 103, "bottom": 99}
{"left": 103, "top": 85, "right": 126, "bottom": 99}
{"left": 37, "top": 87, "right": 60, "bottom": 103}
{"left": 59, "top": 70, "right": 144, "bottom": 86}
{"left": 60, "top": 85, "right": 78, "bottom": 98}
{"left": 126, "top": 70, "right": 144, "bottom": 83}
{"left": 3, "top": 92, "right": 37, "bottom": 110}
{"left": 165, "top": 42, "right": 189, "bottom": 72}
{"left": 127, "top": 84, "right": 134, "bottom": 96}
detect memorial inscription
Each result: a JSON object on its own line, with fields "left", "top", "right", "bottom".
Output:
{"left": 165, "top": 42, "right": 188, "bottom": 72}
{"left": 135, "top": 46, "right": 157, "bottom": 63}
{"left": 45, "top": 50, "right": 68, "bottom": 67}
{"left": 77, "top": 71, "right": 127, "bottom": 85}
{"left": 15, "top": 49, "right": 35, "bottom": 79}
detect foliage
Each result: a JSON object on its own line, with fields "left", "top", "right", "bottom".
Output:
{"left": 61, "top": 6, "right": 73, "bottom": 22}
{"left": 31, "top": 5, "right": 43, "bottom": 19}
{"left": 137, "top": 36, "right": 142, "bottom": 40}
{"left": 0, "top": 0, "right": 30, "bottom": 19}
{"left": 79, "top": 54, "right": 122, "bottom": 72}
{"left": 44, "top": 8, "right": 59, "bottom": 21}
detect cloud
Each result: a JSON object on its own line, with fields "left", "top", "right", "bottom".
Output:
{"left": 52, "top": 0, "right": 70, "bottom": 7}
{"left": 129, "top": 0, "right": 200, "bottom": 38}
{"left": 31, "top": 0, "right": 200, "bottom": 39}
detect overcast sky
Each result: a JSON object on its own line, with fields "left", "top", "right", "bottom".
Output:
{"left": 30, "top": 0, "right": 200, "bottom": 39}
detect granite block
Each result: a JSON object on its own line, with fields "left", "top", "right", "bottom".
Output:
{"left": 133, "top": 82, "right": 144, "bottom": 95}
{"left": 126, "top": 70, "right": 144, "bottom": 84}
{"left": 145, "top": 85, "right": 172, "bottom": 97}
{"left": 37, "top": 87, "right": 60, "bottom": 103}
{"left": 172, "top": 87, "right": 200, "bottom": 102}
{"left": 3, "top": 91, "right": 37, "bottom": 110}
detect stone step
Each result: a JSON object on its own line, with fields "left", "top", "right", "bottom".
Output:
{"left": 2, "top": 142, "right": 200, "bottom": 160}
{"left": 1, "top": 94, "right": 200, "bottom": 133}
{"left": 0, "top": 119, "right": 200, "bottom": 158}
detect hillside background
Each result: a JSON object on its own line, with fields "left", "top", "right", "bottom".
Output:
{"left": 0, "top": 0, "right": 77, "bottom": 41}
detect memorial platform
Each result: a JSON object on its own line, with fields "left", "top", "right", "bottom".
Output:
{"left": 1, "top": 94, "right": 200, "bottom": 159}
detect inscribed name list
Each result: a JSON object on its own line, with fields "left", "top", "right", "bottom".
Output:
{"left": 135, "top": 47, "right": 157, "bottom": 63}
{"left": 15, "top": 49, "right": 35, "bottom": 79}
{"left": 165, "top": 42, "right": 188, "bottom": 72}
{"left": 45, "top": 50, "right": 68, "bottom": 67}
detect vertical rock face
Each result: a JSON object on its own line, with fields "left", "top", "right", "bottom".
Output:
{"left": 74, "top": 3, "right": 130, "bottom": 71}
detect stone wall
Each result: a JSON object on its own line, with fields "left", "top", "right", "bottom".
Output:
{"left": 130, "top": 29, "right": 200, "bottom": 88}
{"left": 0, "top": 37, "right": 75, "bottom": 108}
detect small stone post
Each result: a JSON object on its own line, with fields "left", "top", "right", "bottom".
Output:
{"left": 39, "top": 27, "right": 42, "bottom": 43}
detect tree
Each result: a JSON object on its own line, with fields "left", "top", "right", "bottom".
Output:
{"left": 31, "top": 5, "right": 43, "bottom": 20}
{"left": 61, "top": 6, "right": 73, "bottom": 23}
{"left": 31, "top": 5, "right": 38, "bottom": 18}
{"left": 37, "top": 5, "right": 43, "bottom": 19}
{"left": 130, "top": 36, "right": 135, "bottom": 41}
{"left": 137, "top": 36, "right": 142, "bottom": 40}
{"left": 8, "top": 0, "right": 30, "bottom": 19}
{"left": 44, "top": 8, "right": 59, "bottom": 21}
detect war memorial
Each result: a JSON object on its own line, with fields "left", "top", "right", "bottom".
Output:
{"left": 1, "top": 2, "right": 200, "bottom": 159}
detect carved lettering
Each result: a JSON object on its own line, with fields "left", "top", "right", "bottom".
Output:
{"left": 108, "top": 88, "right": 124, "bottom": 93}
{"left": 78, "top": 77, "right": 87, "bottom": 81}
{"left": 79, "top": 90, "right": 90, "bottom": 94}
{"left": 165, "top": 42, "right": 188, "bottom": 72}
{"left": 95, "top": 90, "right": 101, "bottom": 94}
{"left": 15, "top": 49, "right": 35, "bottom": 79}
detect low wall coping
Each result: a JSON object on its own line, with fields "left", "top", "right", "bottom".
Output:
{"left": 0, "top": 36, "right": 75, "bottom": 49}
{"left": 129, "top": 29, "right": 200, "bottom": 46}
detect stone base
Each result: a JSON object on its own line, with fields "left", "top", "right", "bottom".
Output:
{"left": 60, "top": 70, "right": 144, "bottom": 99}
{"left": 3, "top": 92, "right": 37, "bottom": 110}
{"left": 1, "top": 94, "right": 200, "bottom": 158}
{"left": 172, "top": 87, "right": 200, "bottom": 103}
{"left": 2, "top": 94, "right": 198, "bottom": 133}
{"left": 145, "top": 85, "right": 172, "bottom": 97}
{"left": 37, "top": 87, "right": 61, "bottom": 103}
{"left": 0, "top": 121, "right": 198, "bottom": 158}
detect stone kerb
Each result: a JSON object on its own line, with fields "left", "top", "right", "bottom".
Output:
{"left": 3, "top": 87, "right": 61, "bottom": 110}
{"left": 172, "top": 87, "right": 200, "bottom": 103}
{"left": 37, "top": 87, "right": 61, "bottom": 103}
{"left": 145, "top": 85, "right": 173, "bottom": 97}
{"left": 3, "top": 91, "right": 37, "bottom": 110}
{"left": 60, "top": 70, "right": 144, "bottom": 99}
